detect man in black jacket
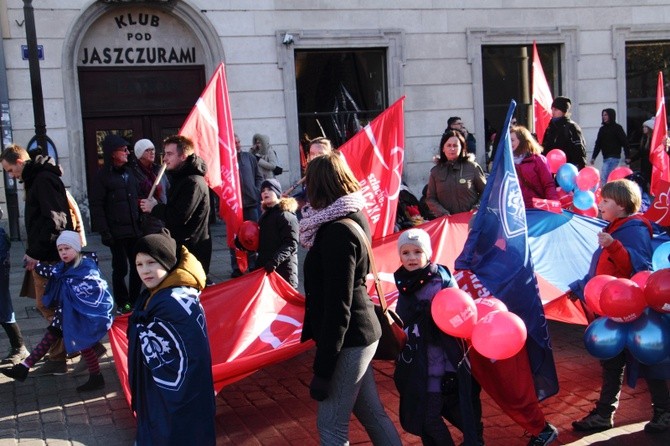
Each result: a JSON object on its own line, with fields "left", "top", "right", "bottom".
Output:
{"left": 590, "top": 108, "right": 630, "bottom": 185}
{"left": 542, "top": 96, "right": 588, "bottom": 170}
{"left": 0, "top": 144, "right": 73, "bottom": 374}
{"left": 140, "top": 135, "right": 211, "bottom": 274}
{"left": 90, "top": 134, "right": 142, "bottom": 313}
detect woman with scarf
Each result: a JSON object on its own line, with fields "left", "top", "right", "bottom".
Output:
{"left": 131, "top": 138, "right": 169, "bottom": 235}
{"left": 299, "top": 153, "right": 402, "bottom": 445}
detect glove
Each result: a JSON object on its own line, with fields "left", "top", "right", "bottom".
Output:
{"left": 264, "top": 263, "right": 276, "bottom": 274}
{"left": 100, "top": 231, "right": 113, "bottom": 247}
{"left": 309, "top": 375, "right": 330, "bottom": 402}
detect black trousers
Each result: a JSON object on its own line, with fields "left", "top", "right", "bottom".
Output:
{"left": 110, "top": 237, "right": 142, "bottom": 307}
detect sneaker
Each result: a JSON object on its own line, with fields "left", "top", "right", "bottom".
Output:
{"left": 572, "top": 409, "right": 613, "bottom": 432}
{"left": 76, "top": 373, "right": 105, "bottom": 392}
{"left": 1, "top": 363, "right": 29, "bottom": 382}
{"left": 1, "top": 346, "right": 29, "bottom": 365}
{"left": 644, "top": 408, "right": 670, "bottom": 433}
{"left": 72, "top": 343, "right": 107, "bottom": 376}
{"left": 527, "top": 423, "right": 558, "bottom": 446}
{"left": 29, "top": 359, "right": 67, "bottom": 377}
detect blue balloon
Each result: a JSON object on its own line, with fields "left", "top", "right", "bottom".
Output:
{"left": 573, "top": 190, "right": 596, "bottom": 211}
{"left": 652, "top": 241, "right": 670, "bottom": 271}
{"left": 584, "top": 317, "right": 628, "bottom": 360}
{"left": 556, "top": 163, "right": 578, "bottom": 192}
{"left": 626, "top": 308, "right": 670, "bottom": 365}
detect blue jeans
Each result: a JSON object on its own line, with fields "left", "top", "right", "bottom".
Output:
{"left": 600, "top": 157, "right": 620, "bottom": 186}
{"left": 317, "top": 341, "right": 402, "bottom": 446}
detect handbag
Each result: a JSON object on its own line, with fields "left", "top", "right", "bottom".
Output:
{"left": 341, "top": 218, "right": 408, "bottom": 360}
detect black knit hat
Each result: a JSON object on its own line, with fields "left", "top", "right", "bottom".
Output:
{"left": 551, "top": 96, "right": 571, "bottom": 114}
{"left": 260, "top": 179, "right": 282, "bottom": 199}
{"left": 134, "top": 228, "right": 178, "bottom": 271}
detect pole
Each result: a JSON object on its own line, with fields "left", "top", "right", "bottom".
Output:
{"left": 23, "top": 0, "right": 47, "bottom": 156}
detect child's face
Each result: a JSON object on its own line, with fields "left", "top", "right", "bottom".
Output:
{"left": 135, "top": 252, "right": 168, "bottom": 289}
{"left": 261, "top": 188, "right": 280, "bottom": 207}
{"left": 598, "top": 197, "right": 626, "bottom": 222}
{"left": 399, "top": 243, "right": 429, "bottom": 271}
{"left": 57, "top": 244, "right": 78, "bottom": 264}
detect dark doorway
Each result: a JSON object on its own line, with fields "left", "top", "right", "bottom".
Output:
{"left": 78, "top": 65, "right": 205, "bottom": 193}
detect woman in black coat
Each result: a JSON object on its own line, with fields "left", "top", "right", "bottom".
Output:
{"left": 299, "top": 153, "right": 401, "bottom": 445}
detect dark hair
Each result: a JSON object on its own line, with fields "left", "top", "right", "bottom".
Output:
{"left": 163, "top": 135, "right": 194, "bottom": 156}
{"left": 0, "top": 144, "right": 29, "bottom": 164}
{"left": 437, "top": 130, "right": 468, "bottom": 163}
{"left": 305, "top": 153, "right": 360, "bottom": 209}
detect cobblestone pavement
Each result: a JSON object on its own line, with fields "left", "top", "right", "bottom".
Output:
{"left": 1, "top": 223, "right": 669, "bottom": 445}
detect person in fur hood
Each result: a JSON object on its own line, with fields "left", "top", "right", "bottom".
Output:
{"left": 255, "top": 179, "right": 299, "bottom": 287}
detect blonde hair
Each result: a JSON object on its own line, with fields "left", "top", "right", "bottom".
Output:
{"left": 510, "top": 125, "right": 543, "bottom": 156}
{"left": 305, "top": 153, "right": 360, "bottom": 209}
{"left": 601, "top": 179, "right": 642, "bottom": 215}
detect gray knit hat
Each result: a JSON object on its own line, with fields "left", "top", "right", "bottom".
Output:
{"left": 397, "top": 228, "right": 432, "bottom": 258}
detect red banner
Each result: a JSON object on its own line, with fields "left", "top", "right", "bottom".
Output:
{"left": 650, "top": 71, "right": 669, "bottom": 198}
{"left": 645, "top": 179, "right": 670, "bottom": 225}
{"left": 339, "top": 97, "right": 405, "bottom": 240}
{"left": 179, "top": 63, "right": 242, "bottom": 249}
{"left": 532, "top": 41, "right": 553, "bottom": 143}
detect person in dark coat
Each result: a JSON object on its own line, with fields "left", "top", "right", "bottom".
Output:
{"left": 89, "top": 134, "right": 143, "bottom": 312}
{"left": 299, "top": 153, "right": 401, "bottom": 445}
{"left": 255, "top": 179, "right": 299, "bottom": 287}
{"left": 129, "top": 138, "right": 169, "bottom": 235}
{"left": 140, "top": 135, "right": 212, "bottom": 275}
{"left": 1, "top": 144, "right": 73, "bottom": 374}
{"left": 542, "top": 96, "right": 588, "bottom": 170}
{"left": 590, "top": 108, "right": 630, "bottom": 185}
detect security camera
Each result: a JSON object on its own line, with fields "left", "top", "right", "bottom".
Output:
{"left": 282, "top": 33, "right": 294, "bottom": 45}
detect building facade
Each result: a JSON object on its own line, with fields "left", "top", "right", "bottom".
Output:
{"left": 1, "top": 0, "right": 669, "bottom": 233}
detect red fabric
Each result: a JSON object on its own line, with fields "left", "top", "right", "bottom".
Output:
{"left": 650, "top": 72, "right": 669, "bottom": 198}
{"left": 645, "top": 179, "right": 670, "bottom": 225}
{"left": 339, "top": 97, "right": 405, "bottom": 240}
{"left": 532, "top": 42, "right": 553, "bottom": 143}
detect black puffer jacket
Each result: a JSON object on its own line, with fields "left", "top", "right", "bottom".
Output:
{"left": 150, "top": 155, "right": 210, "bottom": 268}
{"left": 255, "top": 197, "right": 299, "bottom": 288}
{"left": 21, "top": 156, "right": 73, "bottom": 261}
{"left": 592, "top": 108, "right": 630, "bottom": 161}
{"left": 542, "top": 116, "right": 587, "bottom": 169}
{"left": 89, "top": 161, "right": 142, "bottom": 241}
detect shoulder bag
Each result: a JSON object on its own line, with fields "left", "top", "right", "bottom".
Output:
{"left": 341, "top": 218, "right": 408, "bottom": 360}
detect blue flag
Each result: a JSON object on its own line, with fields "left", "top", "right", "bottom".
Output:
{"left": 455, "top": 101, "right": 559, "bottom": 400}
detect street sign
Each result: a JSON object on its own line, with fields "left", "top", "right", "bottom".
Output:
{"left": 21, "top": 44, "right": 43, "bottom": 60}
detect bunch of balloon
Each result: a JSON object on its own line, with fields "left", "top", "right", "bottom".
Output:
{"left": 546, "top": 148, "right": 567, "bottom": 174}
{"left": 572, "top": 166, "right": 601, "bottom": 213}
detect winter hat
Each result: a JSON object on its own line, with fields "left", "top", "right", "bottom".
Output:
{"left": 643, "top": 117, "right": 655, "bottom": 130}
{"left": 397, "top": 228, "right": 432, "bottom": 259}
{"left": 551, "top": 96, "right": 572, "bottom": 114}
{"left": 102, "top": 134, "right": 128, "bottom": 154}
{"left": 134, "top": 139, "right": 155, "bottom": 159}
{"left": 134, "top": 228, "right": 178, "bottom": 271}
{"left": 261, "top": 179, "right": 282, "bottom": 199}
{"left": 56, "top": 230, "right": 82, "bottom": 253}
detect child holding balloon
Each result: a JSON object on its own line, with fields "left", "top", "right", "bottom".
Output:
{"left": 570, "top": 179, "right": 670, "bottom": 434}
{"left": 393, "top": 228, "right": 483, "bottom": 446}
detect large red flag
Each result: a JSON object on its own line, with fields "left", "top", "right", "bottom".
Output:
{"left": 532, "top": 42, "right": 553, "bottom": 142}
{"left": 650, "top": 71, "right": 669, "bottom": 198}
{"left": 339, "top": 96, "right": 405, "bottom": 240}
{"left": 179, "top": 63, "right": 242, "bottom": 249}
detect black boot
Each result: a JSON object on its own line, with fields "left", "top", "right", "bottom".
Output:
{"left": 1, "top": 363, "right": 29, "bottom": 382}
{"left": 1, "top": 321, "right": 25, "bottom": 349}
{"left": 76, "top": 373, "right": 105, "bottom": 392}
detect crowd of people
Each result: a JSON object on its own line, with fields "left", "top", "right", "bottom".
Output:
{"left": 0, "top": 96, "right": 668, "bottom": 446}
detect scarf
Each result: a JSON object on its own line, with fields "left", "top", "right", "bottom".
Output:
{"left": 394, "top": 262, "right": 438, "bottom": 296}
{"left": 299, "top": 191, "right": 365, "bottom": 249}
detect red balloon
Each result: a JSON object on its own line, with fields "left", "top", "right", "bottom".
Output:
{"left": 474, "top": 297, "right": 507, "bottom": 322}
{"left": 584, "top": 275, "right": 616, "bottom": 314}
{"left": 546, "top": 149, "right": 567, "bottom": 174}
{"left": 644, "top": 269, "right": 670, "bottom": 313}
{"left": 431, "top": 288, "right": 477, "bottom": 338}
{"left": 600, "top": 278, "right": 646, "bottom": 322}
{"left": 471, "top": 311, "right": 527, "bottom": 360}
{"left": 631, "top": 270, "right": 653, "bottom": 291}
{"left": 237, "top": 220, "right": 260, "bottom": 251}
{"left": 594, "top": 187, "right": 602, "bottom": 204}
{"left": 576, "top": 166, "right": 601, "bottom": 191}
{"left": 573, "top": 203, "right": 598, "bottom": 218}
{"left": 607, "top": 166, "right": 634, "bottom": 183}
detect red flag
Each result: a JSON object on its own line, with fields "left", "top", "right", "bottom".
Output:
{"left": 645, "top": 179, "right": 670, "bottom": 225}
{"left": 179, "top": 63, "right": 242, "bottom": 250}
{"left": 532, "top": 42, "right": 553, "bottom": 142}
{"left": 650, "top": 71, "right": 669, "bottom": 198}
{"left": 339, "top": 97, "right": 405, "bottom": 240}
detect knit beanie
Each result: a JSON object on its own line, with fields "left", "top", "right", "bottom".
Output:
{"left": 56, "top": 230, "right": 82, "bottom": 253}
{"left": 102, "top": 134, "right": 128, "bottom": 155}
{"left": 643, "top": 117, "right": 655, "bottom": 130}
{"left": 397, "top": 228, "right": 432, "bottom": 259}
{"left": 551, "top": 96, "right": 571, "bottom": 114}
{"left": 134, "top": 228, "right": 178, "bottom": 271}
{"left": 134, "top": 139, "right": 155, "bottom": 159}
{"left": 260, "top": 179, "right": 282, "bottom": 199}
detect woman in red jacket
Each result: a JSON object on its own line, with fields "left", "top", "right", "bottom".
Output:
{"left": 511, "top": 125, "right": 559, "bottom": 208}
